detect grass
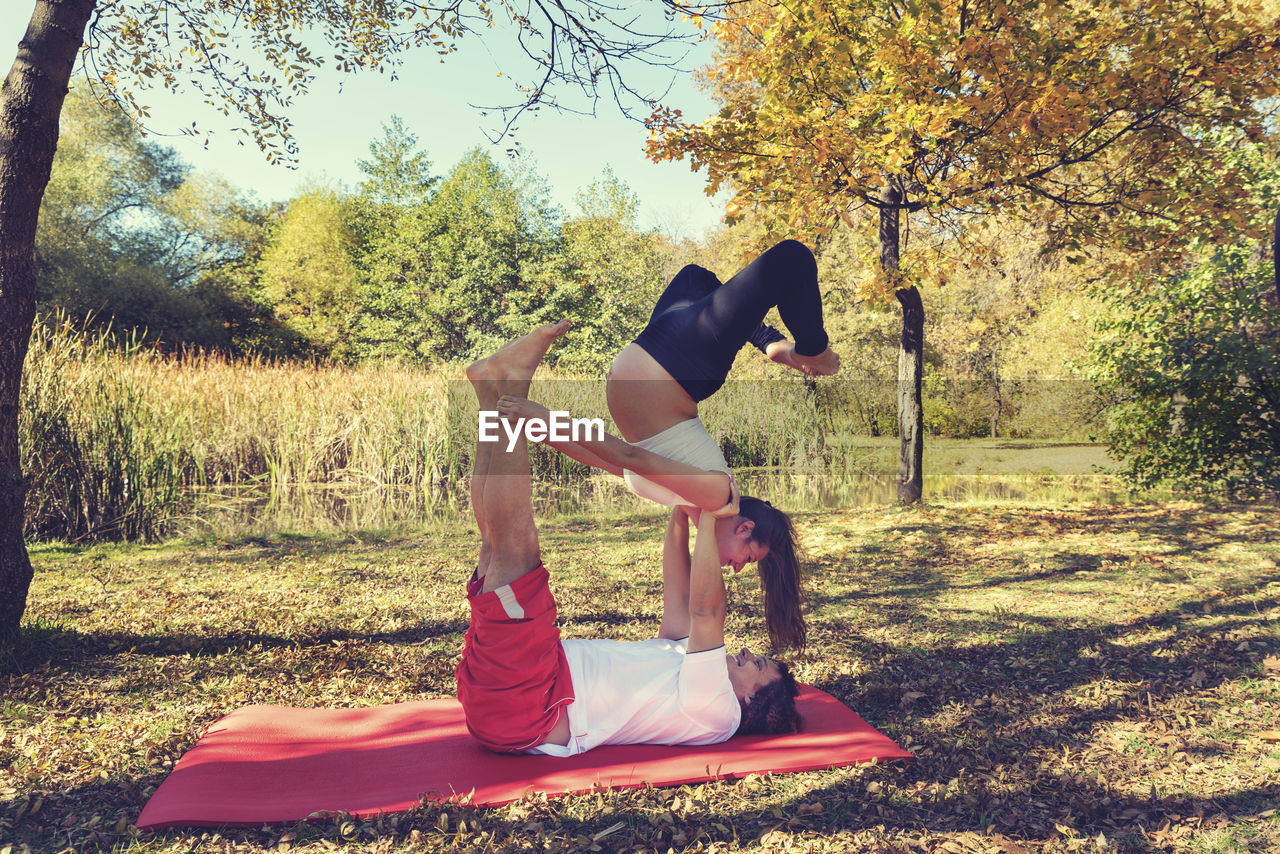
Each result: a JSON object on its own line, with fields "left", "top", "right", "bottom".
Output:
{"left": 2, "top": 498, "right": 1278, "bottom": 852}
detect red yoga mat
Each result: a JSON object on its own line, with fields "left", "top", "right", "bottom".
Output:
{"left": 136, "top": 685, "right": 912, "bottom": 829}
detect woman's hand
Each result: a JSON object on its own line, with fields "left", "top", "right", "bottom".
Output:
{"left": 710, "top": 472, "right": 740, "bottom": 518}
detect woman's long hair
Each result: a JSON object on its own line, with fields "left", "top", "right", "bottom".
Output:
{"left": 737, "top": 496, "right": 806, "bottom": 651}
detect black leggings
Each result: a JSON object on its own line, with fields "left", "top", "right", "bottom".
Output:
{"left": 633, "top": 240, "right": 829, "bottom": 402}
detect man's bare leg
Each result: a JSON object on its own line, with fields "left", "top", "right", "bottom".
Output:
{"left": 466, "top": 320, "right": 570, "bottom": 592}
{"left": 465, "top": 358, "right": 500, "bottom": 583}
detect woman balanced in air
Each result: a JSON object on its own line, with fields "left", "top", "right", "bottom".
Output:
{"left": 499, "top": 240, "right": 839, "bottom": 650}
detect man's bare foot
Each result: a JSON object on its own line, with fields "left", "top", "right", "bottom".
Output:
{"left": 496, "top": 395, "right": 552, "bottom": 424}
{"left": 791, "top": 346, "right": 840, "bottom": 377}
{"left": 467, "top": 320, "right": 570, "bottom": 397}
{"left": 465, "top": 355, "right": 496, "bottom": 392}
{"left": 485, "top": 320, "right": 572, "bottom": 395}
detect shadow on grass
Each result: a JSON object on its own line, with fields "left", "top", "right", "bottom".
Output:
{"left": 710, "top": 768, "right": 1280, "bottom": 852}
{"left": 5, "top": 611, "right": 1276, "bottom": 851}
{"left": 5, "top": 620, "right": 467, "bottom": 674}
{"left": 795, "top": 502, "right": 1275, "bottom": 618}
{"left": 793, "top": 584, "right": 1278, "bottom": 848}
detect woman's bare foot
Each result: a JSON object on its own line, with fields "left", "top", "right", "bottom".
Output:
{"left": 496, "top": 395, "right": 552, "bottom": 424}
{"left": 791, "top": 346, "right": 840, "bottom": 377}
{"left": 467, "top": 320, "right": 571, "bottom": 397}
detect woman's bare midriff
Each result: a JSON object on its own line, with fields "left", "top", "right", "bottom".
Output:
{"left": 607, "top": 344, "right": 699, "bottom": 443}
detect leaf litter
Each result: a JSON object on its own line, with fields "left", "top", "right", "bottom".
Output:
{"left": 2, "top": 501, "right": 1278, "bottom": 852}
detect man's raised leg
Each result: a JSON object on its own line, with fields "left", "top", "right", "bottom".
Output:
{"left": 458, "top": 321, "right": 575, "bottom": 753}
{"left": 466, "top": 320, "right": 570, "bottom": 592}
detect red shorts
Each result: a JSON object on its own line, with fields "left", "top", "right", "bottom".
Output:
{"left": 455, "top": 564, "right": 575, "bottom": 753}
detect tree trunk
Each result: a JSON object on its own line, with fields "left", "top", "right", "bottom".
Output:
{"left": 880, "top": 183, "right": 924, "bottom": 504}
{"left": 895, "top": 287, "right": 924, "bottom": 503}
{"left": 990, "top": 355, "right": 1002, "bottom": 439}
{"left": 0, "top": 0, "right": 96, "bottom": 645}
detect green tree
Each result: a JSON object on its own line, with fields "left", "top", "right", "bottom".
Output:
{"left": 649, "top": 0, "right": 1280, "bottom": 502}
{"left": 259, "top": 187, "right": 360, "bottom": 361}
{"left": 185, "top": 199, "right": 292, "bottom": 357}
{"left": 540, "top": 168, "right": 665, "bottom": 373}
{"left": 353, "top": 149, "right": 565, "bottom": 363}
{"left": 923, "top": 221, "right": 1097, "bottom": 438}
{"left": 356, "top": 115, "right": 437, "bottom": 207}
{"left": 417, "top": 148, "right": 547, "bottom": 359}
{"left": 350, "top": 119, "right": 438, "bottom": 360}
{"left": 1086, "top": 242, "right": 1279, "bottom": 496}
{"left": 351, "top": 216, "right": 441, "bottom": 360}
{"left": 38, "top": 85, "right": 271, "bottom": 351}
{"left": 36, "top": 85, "right": 183, "bottom": 332}
{"left": 351, "top": 201, "right": 440, "bottom": 361}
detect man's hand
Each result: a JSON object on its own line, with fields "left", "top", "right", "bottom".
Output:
{"left": 710, "top": 472, "right": 740, "bottom": 518}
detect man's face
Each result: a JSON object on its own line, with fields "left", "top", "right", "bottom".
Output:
{"left": 717, "top": 519, "right": 768, "bottom": 574}
{"left": 726, "top": 646, "right": 782, "bottom": 703}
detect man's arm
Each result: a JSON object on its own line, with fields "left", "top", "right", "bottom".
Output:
{"left": 686, "top": 509, "right": 728, "bottom": 653}
{"left": 658, "top": 507, "right": 693, "bottom": 640}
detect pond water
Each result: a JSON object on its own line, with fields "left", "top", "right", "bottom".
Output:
{"left": 183, "top": 455, "right": 1144, "bottom": 537}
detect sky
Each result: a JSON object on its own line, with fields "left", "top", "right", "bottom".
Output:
{"left": 0, "top": 3, "right": 730, "bottom": 239}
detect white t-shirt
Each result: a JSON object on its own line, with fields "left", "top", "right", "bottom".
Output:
{"left": 531, "top": 637, "right": 741, "bottom": 757}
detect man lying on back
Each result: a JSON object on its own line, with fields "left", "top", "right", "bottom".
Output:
{"left": 456, "top": 320, "right": 800, "bottom": 755}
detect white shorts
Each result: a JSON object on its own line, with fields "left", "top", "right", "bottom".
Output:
{"left": 622, "top": 418, "right": 732, "bottom": 506}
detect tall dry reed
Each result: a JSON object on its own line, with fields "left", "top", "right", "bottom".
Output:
{"left": 20, "top": 319, "right": 832, "bottom": 541}
{"left": 22, "top": 319, "right": 460, "bottom": 540}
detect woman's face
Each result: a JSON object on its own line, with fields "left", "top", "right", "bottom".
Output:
{"left": 716, "top": 518, "right": 768, "bottom": 574}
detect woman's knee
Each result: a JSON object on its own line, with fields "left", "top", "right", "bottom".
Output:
{"left": 766, "top": 239, "right": 816, "bottom": 274}
{"left": 676, "top": 263, "right": 714, "bottom": 280}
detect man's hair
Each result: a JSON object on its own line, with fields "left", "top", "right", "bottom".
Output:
{"left": 736, "top": 661, "right": 801, "bottom": 735}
